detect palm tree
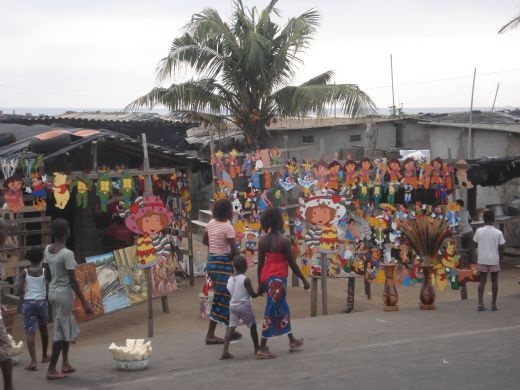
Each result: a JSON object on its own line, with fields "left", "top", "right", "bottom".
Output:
{"left": 498, "top": 14, "right": 520, "bottom": 34}
{"left": 128, "top": 0, "right": 376, "bottom": 147}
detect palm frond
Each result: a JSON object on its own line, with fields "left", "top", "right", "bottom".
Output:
{"left": 498, "top": 14, "right": 520, "bottom": 34}
{"left": 301, "top": 71, "right": 335, "bottom": 86}
{"left": 273, "top": 83, "right": 376, "bottom": 118}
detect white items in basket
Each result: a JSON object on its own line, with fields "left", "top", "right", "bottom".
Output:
{"left": 109, "top": 339, "right": 152, "bottom": 370}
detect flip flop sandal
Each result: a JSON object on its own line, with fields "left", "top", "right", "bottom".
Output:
{"left": 62, "top": 367, "right": 76, "bottom": 374}
{"left": 491, "top": 306, "right": 499, "bottom": 311}
{"left": 47, "top": 372, "right": 68, "bottom": 380}
{"left": 205, "top": 338, "right": 224, "bottom": 345}
{"left": 477, "top": 306, "right": 487, "bottom": 312}
{"left": 256, "top": 350, "right": 276, "bottom": 359}
{"left": 289, "top": 338, "right": 304, "bottom": 352}
{"left": 219, "top": 353, "right": 234, "bottom": 360}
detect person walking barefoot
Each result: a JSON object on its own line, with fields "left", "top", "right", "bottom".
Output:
{"left": 44, "top": 219, "right": 92, "bottom": 380}
{"left": 256, "top": 208, "right": 310, "bottom": 359}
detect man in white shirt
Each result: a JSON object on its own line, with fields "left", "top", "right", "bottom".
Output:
{"left": 474, "top": 211, "right": 506, "bottom": 312}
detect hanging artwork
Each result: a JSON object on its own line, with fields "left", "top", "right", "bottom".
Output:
{"left": 52, "top": 172, "right": 70, "bottom": 209}
{"left": 0, "top": 157, "right": 19, "bottom": 180}
{"left": 72, "top": 263, "right": 104, "bottom": 322}
{"left": 119, "top": 171, "right": 136, "bottom": 209}
{"left": 27, "top": 172, "right": 48, "bottom": 210}
{"left": 3, "top": 176, "right": 24, "bottom": 212}
{"left": 112, "top": 246, "right": 147, "bottom": 306}
{"left": 86, "top": 251, "right": 132, "bottom": 313}
{"left": 20, "top": 154, "right": 43, "bottom": 178}
{"left": 70, "top": 176, "right": 93, "bottom": 208}
{"left": 123, "top": 196, "right": 174, "bottom": 269}
{"left": 96, "top": 172, "right": 113, "bottom": 212}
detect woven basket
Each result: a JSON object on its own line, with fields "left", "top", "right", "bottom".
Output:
{"left": 2, "top": 305, "right": 17, "bottom": 334}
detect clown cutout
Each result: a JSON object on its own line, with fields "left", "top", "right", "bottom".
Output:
{"left": 300, "top": 189, "right": 346, "bottom": 254}
{"left": 70, "top": 176, "right": 92, "bottom": 208}
{"left": 124, "top": 196, "right": 173, "bottom": 269}
{"left": 3, "top": 176, "right": 24, "bottom": 212}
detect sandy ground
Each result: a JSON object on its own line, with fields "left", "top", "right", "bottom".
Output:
{"left": 8, "top": 238, "right": 520, "bottom": 351}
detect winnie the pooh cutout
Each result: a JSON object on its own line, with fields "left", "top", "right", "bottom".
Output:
{"left": 52, "top": 172, "right": 70, "bottom": 209}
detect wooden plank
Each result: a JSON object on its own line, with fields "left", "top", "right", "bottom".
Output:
{"left": 310, "top": 277, "right": 318, "bottom": 317}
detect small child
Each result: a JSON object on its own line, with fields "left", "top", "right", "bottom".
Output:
{"left": 18, "top": 247, "right": 50, "bottom": 370}
{"left": 220, "top": 255, "right": 259, "bottom": 360}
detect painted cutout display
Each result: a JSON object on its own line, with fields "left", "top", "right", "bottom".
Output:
{"left": 3, "top": 176, "right": 24, "bottom": 212}
{"left": 123, "top": 196, "right": 174, "bottom": 269}
{"left": 208, "top": 150, "right": 475, "bottom": 289}
{"left": 119, "top": 171, "right": 136, "bottom": 209}
{"left": 86, "top": 251, "right": 131, "bottom": 313}
{"left": 27, "top": 172, "right": 47, "bottom": 210}
{"left": 96, "top": 172, "right": 112, "bottom": 212}
{"left": 70, "top": 176, "right": 92, "bottom": 208}
{"left": 72, "top": 263, "right": 105, "bottom": 322}
{"left": 52, "top": 172, "right": 70, "bottom": 209}
{"left": 0, "top": 157, "right": 19, "bottom": 180}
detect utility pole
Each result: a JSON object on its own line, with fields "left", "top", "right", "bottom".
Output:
{"left": 467, "top": 68, "right": 476, "bottom": 159}
{"left": 491, "top": 82, "right": 500, "bottom": 112}
{"left": 390, "top": 54, "right": 396, "bottom": 117}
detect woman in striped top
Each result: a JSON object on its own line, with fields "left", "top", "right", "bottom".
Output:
{"left": 203, "top": 199, "right": 239, "bottom": 345}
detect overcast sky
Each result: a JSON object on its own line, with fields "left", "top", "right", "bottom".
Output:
{"left": 1, "top": 0, "right": 519, "bottom": 112}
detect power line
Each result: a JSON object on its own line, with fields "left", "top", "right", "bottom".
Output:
{"left": 364, "top": 67, "right": 520, "bottom": 90}
{"left": 0, "top": 83, "right": 128, "bottom": 100}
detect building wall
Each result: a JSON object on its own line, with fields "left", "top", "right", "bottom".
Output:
{"left": 265, "top": 122, "right": 397, "bottom": 161}
{"left": 265, "top": 121, "right": 519, "bottom": 209}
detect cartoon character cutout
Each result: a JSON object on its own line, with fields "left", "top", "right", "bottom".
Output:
{"left": 28, "top": 172, "right": 47, "bottom": 210}
{"left": 124, "top": 196, "right": 174, "bottom": 269}
{"left": 241, "top": 153, "right": 253, "bottom": 177}
{"left": 343, "top": 160, "right": 358, "bottom": 188}
{"left": 387, "top": 159, "right": 402, "bottom": 183}
{"left": 358, "top": 158, "right": 372, "bottom": 185}
{"left": 228, "top": 149, "right": 241, "bottom": 180}
{"left": 401, "top": 157, "right": 418, "bottom": 189}
{"left": 455, "top": 160, "right": 473, "bottom": 189}
{"left": 96, "top": 173, "right": 113, "bottom": 212}
{"left": 313, "top": 160, "right": 329, "bottom": 190}
{"left": 3, "top": 176, "right": 24, "bottom": 212}
{"left": 298, "top": 159, "right": 317, "bottom": 191}
{"left": 70, "top": 176, "right": 92, "bottom": 208}
{"left": 212, "top": 150, "right": 225, "bottom": 179}
{"left": 327, "top": 161, "right": 341, "bottom": 190}
{"left": 52, "top": 173, "right": 70, "bottom": 209}
{"left": 445, "top": 202, "right": 460, "bottom": 231}
{"left": 119, "top": 171, "right": 136, "bottom": 209}
{"left": 299, "top": 189, "right": 346, "bottom": 254}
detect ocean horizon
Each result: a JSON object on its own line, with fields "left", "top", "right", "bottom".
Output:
{"left": 1, "top": 106, "right": 517, "bottom": 117}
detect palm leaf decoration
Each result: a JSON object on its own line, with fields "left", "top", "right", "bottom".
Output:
{"left": 401, "top": 218, "right": 449, "bottom": 265}
{"left": 127, "top": 0, "right": 376, "bottom": 147}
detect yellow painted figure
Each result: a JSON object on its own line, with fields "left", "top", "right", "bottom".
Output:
{"left": 136, "top": 235, "right": 157, "bottom": 267}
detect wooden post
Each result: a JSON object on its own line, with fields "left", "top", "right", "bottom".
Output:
{"left": 91, "top": 141, "right": 98, "bottom": 172}
{"left": 320, "top": 252, "right": 328, "bottom": 315}
{"left": 208, "top": 126, "right": 216, "bottom": 197}
{"left": 187, "top": 166, "right": 195, "bottom": 287}
{"left": 467, "top": 68, "right": 476, "bottom": 159}
{"left": 310, "top": 277, "right": 318, "bottom": 317}
{"left": 284, "top": 135, "right": 299, "bottom": 287}
{"left": 142, "top": 134, "right": 155, "bottom": 338}
{"left": 346, "top": 277, "right": 355, "bottom": 313}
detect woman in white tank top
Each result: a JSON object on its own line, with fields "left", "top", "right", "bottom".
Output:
{"left": 19, "top": 247, "right": 50, "bottom": 371}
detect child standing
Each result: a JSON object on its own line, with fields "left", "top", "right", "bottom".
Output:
{"left": 474, "top": 210, "right": 506, "bottom": 311}
{"left": 220, "top": 255, "right": 259, "bottom": 360}
{"left": 18, "top": 247, "right": 50, "bottom": 371}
